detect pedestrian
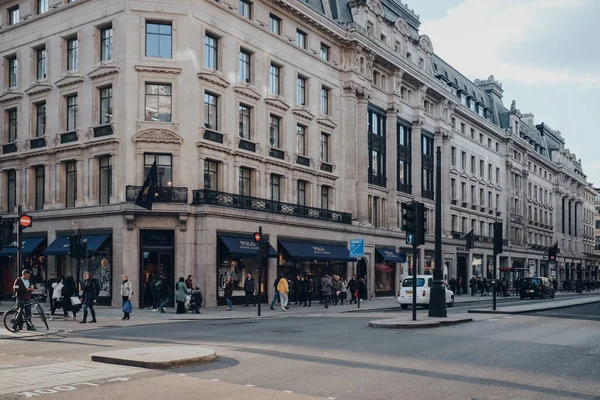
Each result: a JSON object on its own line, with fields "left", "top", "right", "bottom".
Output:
{"left": 121, "top": 274, "right": 133, "bottom": 320}
{"left": 175, "top": 277, "right": 187, "bottom": 314}
{"left": 502, "top": 278, "right": 508, "bottom": 297}
{"left": 47, "top": 273, "right": 57, "bottom": 312}
{"left": 270, "top": 275, "right": 281, "bottom": 310}
{"left": 224, "top": 276, "right": 234, "bottom": 311}
{"left": 80, "top": 272, "right": 99, "bottom": 323}
{"left": 157, "top": 274, "right": 169, "bottom": 313}
{"left": 185, "top": 275, "right": 194, "bottom": 290}
{"left": 332, "top": 275, "right": 343, "bottom": 305}
{"left": 358, "top": 277, "right": 367, "bottom": 301}
{"left": 49, "top": 276, "right": 64, "bottom": 320}
{"left": 340, "top": 277, "right": 348, "bottom": 305}
{"left": 469, "top": 276, "right": 477, "bottom": 296}
{"left": 449, "top": 276, "right": 457, "bottom": 296}
{"left": 244, "top": 272, "right": 256, "bottom": 307}
{"left": 304, "top": 273, "right": 313, "bottom": 307}
{"left": 13, "top": 269, "right": 36, "bottom": 331}
{"left": 293, "top": 274, "right": 303, "bottom": 305}
{"left": 348, "top": 274, "right": 358, "bottom": 304}
{"left": 321, "top": 274, "right": 333, "bottom": 308}
{"left": 458, "top": 277, "right": 463, "bottom": 296}
{"left": 61, "top": 276, "right": 79, "bottom": 321}
{"left": 277, "top": 273, "right": 289, "bottom": 311}
{"left": 191, "top": 287, "right": 203, "bottom": 313}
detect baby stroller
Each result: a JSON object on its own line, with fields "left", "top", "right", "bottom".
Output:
{"left": 186, "top": 288, "right": 203, "bottom": 314}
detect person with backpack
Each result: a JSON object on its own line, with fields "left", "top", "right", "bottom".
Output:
{"left": 80, "top": 272, "right": 99, "bottom": 323}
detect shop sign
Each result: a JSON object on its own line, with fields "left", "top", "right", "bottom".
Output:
{"left": 349, "top": 239, "right": 364, "bottom": 258}
{"left": 456, "top": 246, "right": 467, "bottom": 252}
{"left": 239, "top": 240, "right": 259, "bottom": 250}
{"left": 313, "top": 246, "right": 331, "bottom": 255}
{"left": 141, "top": 230, "right": 174, "bottom": 247}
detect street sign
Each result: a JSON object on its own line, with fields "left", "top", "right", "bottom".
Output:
{"left": 19, "top": 215, "right": 32, "bottom": 228}
{"left": 349, "top": 239, "right": 364, "bottom": 258}
{"left": 406, "top": 233, "right": 414, "bottom": 245}
{"left": 254, "top": 232, "right": 261, "bottom": 242}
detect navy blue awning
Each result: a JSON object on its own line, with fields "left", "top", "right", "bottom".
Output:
{"left": 279, "top": 241, "right": 355, "bottom": 262}
{"left": 83, "top": 234, "right": 111, "bottom": 252}
{"left": 218, "top": 236, "right": 278, "bottom": 258}
{"left": 0, "top": 237, "right": 46, "bottom": 257}
{"left": 44, "top": 236, "right": 71, "bottom": 256}
{"left": 376, "top": 248, "right": 406, "bottom": 263}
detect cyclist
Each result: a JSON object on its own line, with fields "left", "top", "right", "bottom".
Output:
{"left": 13, "top": 269, "right": 36, "bottom": 331}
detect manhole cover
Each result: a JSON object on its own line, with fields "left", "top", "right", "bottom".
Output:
{"left": 271, "top": 329, "right": 303, "bottom": 334}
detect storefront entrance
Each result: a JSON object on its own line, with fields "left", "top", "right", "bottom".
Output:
{"left": 374, "top": 248, "right": 404, "bottom": 297}
{"left": 139, "top": 230, "right": 175, "bottom": 309}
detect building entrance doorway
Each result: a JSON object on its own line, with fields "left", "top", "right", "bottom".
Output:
{"left": 139, "top": 230, "right": 175, "bottom": 309}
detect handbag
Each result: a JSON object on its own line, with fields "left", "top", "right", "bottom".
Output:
{"left": 122, "top": 300, "right": 132, "bottom": 314}
{"left": 70, "top": 296, "right": 81, "bottom": 306}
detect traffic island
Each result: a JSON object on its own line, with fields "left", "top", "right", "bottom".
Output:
{"left": 369, "top": 316, "right": 473, "bottom": 329}
{"left": 90, "top": 346, "right": 217, "bottom": 369}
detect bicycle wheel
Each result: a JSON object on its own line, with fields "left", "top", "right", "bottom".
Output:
{"left": 37, "top": 306, "right": 49, "bottom": 330}
{"left": 3, "top": 310, "right": 20, "bottom": 333}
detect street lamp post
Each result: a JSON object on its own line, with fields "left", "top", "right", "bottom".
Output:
{"left": 429, "top": 147, "right": 447, "bottom": 317}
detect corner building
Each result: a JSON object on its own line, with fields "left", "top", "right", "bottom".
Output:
{"left": 0, "top": 0, "right": 596, "bottom": 307}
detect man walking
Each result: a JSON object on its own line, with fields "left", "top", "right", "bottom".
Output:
{"left": 270, "top": 275, "right": 281, "bottom": 310}
{"left": 277, "top": 273, "right": 289, "bottom": 311}
{"left": 321, "top": 274, "right": 333, "bottom": 308}
{"left": 244, "top": 272, "right": 256, "bottom": 307}
{"left": 80, "top": 272, "right": 99, "bottom": 323}
{"left": 13, "top": 269, "right": 36, "bottom": 331}
{"left": 348, "top": 274, "right": 358, "bottom": 304}
{"left": 469, "top": 276, "right": 477, "bottom": 296}
{"left": 449, "top": 276, "right": 457, "bottom": 296}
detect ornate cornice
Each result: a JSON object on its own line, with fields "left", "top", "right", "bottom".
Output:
{"left": 88, "top": 64, "right": 120, "bottom": 80}
{"left": 264, "top": 96, "right": 290, "bottom": 112}
{"left": 292, "top": 106, "right": 315, "bottom": 121}
{"left": 24, "top": 83, "right": 52, "bottom": 96}
{"left": 342, "top": 80, "right": 370, "bottom": 98}
{"left": 54, "top": 74, "right": 84, "bottom": 89}
{"left": 135, "top": 65, "right": 182, "bottom": 75}
{"left": 233, "top": 83, "right": 262, "bottom": 101}
{"left": 132, "top": 128, "right": 183, "bottom": 145}
{"left": 197, "top": 71, "right": 230, "bottom": 88}
{"left": 0, "top": 90, "right": 23, "bottom": 103}
{"left": 317, "top": 116, "right": 337, "bottom": 130}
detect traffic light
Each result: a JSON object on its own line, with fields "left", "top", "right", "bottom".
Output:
{"left": 493, "top": 221, "right": 503, "bottom": 255}
{"left": 415, "top": 202, "right": 427, "bottom": 246}
{"left": 69, "top": 235, "right": 80, "bottom": 258}
{"left": 401, "top": 201, "right": 416, "bottom": 235}
{"left": 0, "top": 218, "right": 14, "bottom": 247}
{"left": 259, "top": 240, "right": 269, "bottom": 261}
{"left": 548, "top": 242, "right": 559, "bottom": 262}
{"left": 465, "top": 229, "right": 475, "bottom": 250}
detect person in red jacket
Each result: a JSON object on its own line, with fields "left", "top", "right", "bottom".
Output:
{"left": 13, "top": 269, "right": 35, "bottom": 331}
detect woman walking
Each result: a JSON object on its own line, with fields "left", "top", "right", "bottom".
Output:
{"left": 80, "top": 272, "right": 99, "bottom": 323}
{"left": 175, "top": 277, "right": 187, "bottom": 314}
{"left": 121, "top": 274, "right": 133, "bottom": 320}
{"left": 61, "top": 276, "right": 78, "bottom": 321}
{"left": 49, "top": 276, "right": 64, "bottom": 320}
{"left": 224, "top": 276, "right": 234, "bottom": 311}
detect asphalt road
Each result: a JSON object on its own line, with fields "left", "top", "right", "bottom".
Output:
{"left": 530, "top": 302, "right": 600, "bottom": 321}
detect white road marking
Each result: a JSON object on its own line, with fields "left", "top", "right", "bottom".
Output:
{"left": 284, "top": 390, "right": 294, "bottom": 393}
{"left": 211, "top": 379, "right": 220, "bottom": 382}
{"left": 107, "top": 377, "right": 130, "bottom": 382}
{"left": 178, "top": 373, "right": 187, "bottom": 376}
{"left": 36, "top": 357, "right": 43, "bottom": 359}
{"left": 327, "top": 397, "right": 337, "bottom": 400}
{"left": 245, "top": 384, "right": 256, "bottom": 387}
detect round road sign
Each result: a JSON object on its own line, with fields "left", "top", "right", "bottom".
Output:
{"left": 254, "top": 232, "right": 261, "bottom": 242}
{"left": 19, "top": 215, "right": 32, "bottom": 228}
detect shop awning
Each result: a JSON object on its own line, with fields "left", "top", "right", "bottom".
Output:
{"left": 376, "top": 248, "right": 406, "bottom": 263}
{"left": 0, "top": 237, "right": 46, "bottom": 257}
{"left": 44, "top": 236, "right": 71, "bottom": 256}
{"left": 218, "top": 235, "right": 278, "bottom": 258}
{"left": 83, "top": 234, "right": 111, "bottom": 252}
{"left": 279, "top": 240, "right": 355, "bottom": 262}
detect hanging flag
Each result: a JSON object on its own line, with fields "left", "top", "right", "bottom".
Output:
{"left": 135, "top": 160, "right": 157, "bottom": 210}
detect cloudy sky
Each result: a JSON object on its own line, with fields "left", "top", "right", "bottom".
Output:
{"left": 415, "top": 0, "right": 599, "bottom": 185}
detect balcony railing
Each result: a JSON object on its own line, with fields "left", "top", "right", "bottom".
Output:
{"left": 192, "top": 189, "right": 352, "bottom": 224}
{"left": 30, "top": 137, "right": 46, "bottom": 149}
{"left": 320, "top": 162, "right": 333, "bottom": 173}
{"left": 239, "top": 139, "right": 256, "bottom": 152}
{"left": 126, "top": 185, "right": 188, "bottom": 203}
{"left": 296, "top": 155, "right": 310, "bottom": 167}
{"left": 93, "top": 124, "right": 113, "bottom": 138}
{"left": 203, "top": 129, "right": 223, "bottom": 144}
{"left": 60, "top": 131, "right": 78, "bottom": 144}
{"left": 2, "top": 142, "right": 17, "bottom": 154}
{"left": 269, "top": 148, "right": 285, "bottom": 160}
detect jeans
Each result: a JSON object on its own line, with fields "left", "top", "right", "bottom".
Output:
{"left": 152, "top": 293, "right": 160, "bottom": 309}
{"left": 279, "top": 293, "right": 289, "bottom": 310}
{"left": 270, "top": 292, "right": 279, "bottom": 308}
{"left": 17, "top": 301, "right": 33, "bottom": 328}
{"left": 83, "top": 303, "right": 96, "bottom": 321}
{"left": 225, "top": 298, "right": 233, "bottom": 309}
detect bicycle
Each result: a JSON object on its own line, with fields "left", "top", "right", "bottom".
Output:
{"left": 3, "top": 296, "right": 49, "bottom": 333}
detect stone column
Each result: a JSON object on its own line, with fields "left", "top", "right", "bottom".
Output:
{"left": 385, "top": 105, "right": 398, "bottom": 227}
{"left": 411, "top": 117, "right": 423, "bottom": 199}
{"left": 110, "top": 153, "right": 120, "bottom": 203}
{"left": 356, "top": 95, "right": 370, "bottom": 222}
{"left": 482, "top": 254, "right": 488, "bottom": 278}
{"left": 75, "top": 159, "right": 85, "bottom": 207}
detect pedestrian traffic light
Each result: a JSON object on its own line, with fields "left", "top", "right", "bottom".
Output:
{"left": 401, "top": 201, "right": 416, "bottom": 235}
{"left": 465, "top": 228, "right": 475, "bottom": 250}
{"left": 69, "top": 235, "right": 80, "bottom": 258}
{"left": 258, "top": 239, "right": 269, "bottom": 261}
{"left": 0, "top": 218, "right": 14, "bottom": 247}
{"left": 493, "top": 221, "right": 503, "bottom": 255}
{"left": 414, "top": 202, "right": 427, "bottom": 246}
{"left": 548, "top": 242, "right": 559, "bottom": 262}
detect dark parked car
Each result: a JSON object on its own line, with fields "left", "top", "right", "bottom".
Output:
{"left": 520, "top": 277, "right": 555, "bottom": 300}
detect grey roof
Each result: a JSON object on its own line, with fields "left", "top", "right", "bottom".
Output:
{"left": 329, "top": 0, "right": 353, "bottom": 22}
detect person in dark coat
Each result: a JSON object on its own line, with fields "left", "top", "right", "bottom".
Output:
{"left": 469, "top": 276, "right": 477, "bottom": 296}
{"left": 185, "top": 275, "right": 194, "bottom": 290}
{"left": 13, "top": 269, "right": 35, "bottom": 331}
{"left": 304, "top": 273, "right": 313, "bottom": 307}
{"left": 348, "top": 274, "right": 358, "bottom": 304}
{"left": 80, "top": 272, "right": 99, "bottom": 323}
{"left": 293, "top": 275, "right": 303, "bottom": 305}
{"left": 358, "top": 277, "right": 367, "bottom": 301}
{"left": 61, "top": 276, "right": 79, "bottom": 321}
{"left": 244, "top": 272, "right": 256, "bottom": 307}
{"left": 321, "top": 274, "right": 333, "bottom": 308}
{"left": 448, "top": 276, "right": 457, "bottom": 295}
{"left": 224, "top": 276, "right": 234, "bottom": 311}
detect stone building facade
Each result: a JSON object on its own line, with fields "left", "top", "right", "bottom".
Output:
{"left": 0, "top": 0, "right": 596, "bottom": 307}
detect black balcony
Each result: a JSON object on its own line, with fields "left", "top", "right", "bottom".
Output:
{"left": 192, "top": 189, "right": 352, "bottom": 224}
{"left": 60, "top": 131, "right": 78, "bottom": 144}
{"left": 126, "top": 185, "right": 188, "bottom": 203}
{"left": 471, "top": 205, "right": 477, "bottom": 211}
{"left": 269, "top": 148, "right": 285, "bottom": 160}
{"left": 461, "top": 202, "right": 467, "bottom": 208}
{"left": 480, "top": 207, "right": 486, "bottom": 213}
{"left": 94, "top": 124, "right": 113, "bottom": 138}
{"left": 451, "top": 199, "right": 457, "bottom": 205}
{"left": 2, "top": 142, "right": 17, "bottom": 154}
{"left": 320, "top": 162, "right": 333, "bottom": 173}
{"left": 203, "top": 129, "right": 223, "bottom": 144}
{"left": 296, "top": 155, "right": 310, "bottom": 167}
{"left": 451, "top": 231, "right": 464, "bottom": 240}
{"left": 30, "top": 137, "right": 46, "bottom": 149}
{"left": 239, "top": 139, "right": 256, "bottom": 152}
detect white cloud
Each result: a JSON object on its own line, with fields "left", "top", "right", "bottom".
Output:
{"left": 420, "top": 0, "right": 600, "bottom": 88}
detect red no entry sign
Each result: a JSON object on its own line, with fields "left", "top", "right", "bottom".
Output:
{"left": 19, "top": 215, "right": 32, "bottom": 228}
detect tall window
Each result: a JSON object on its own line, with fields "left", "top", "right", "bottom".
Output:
{"left": 7, "top": 109, "right": 17, "bottom": 142}
{"left": 269, "top": 14, "right": 281, "bottom": 35}
{"left": 239, "top": 49, "right": 251, "bottom": 83}
{"left": 67, "top": 38, "right": 78, "bottom": 71}
{"left": 238, "top": 104, "right": 251, "bottom": 139}
{"left": 204, "top": 92, "right": 218, "bottom": 129}
{"left": 397, "top": 123, "right": 411, "bottom": 194}
{"left": 270, "top": 174, "right": 280, "bottom": 201}
{"left": 66, "top": 95, "right": 77, "bottom": 131}
{"left": 145, "top": 22, "right": 172, "bottom": 58}
{"left": 7, "top": 170, "right": 16, "bottom": 212}
{"left": 38, "top": 0, "right": 48, "bottom": 14}
{"left": 297, "top": 180, "right": 306, "bottom": 206}
{"left": 296, "top": 29, "right": 307, "bottom": 49}
{"left": 204, "top": 159, "right": 218, "bottom": 190}
{"left": 100, "top": 26, "right": 113, "bottom": 61}
{"left": 8, "top": 56, "right": 18, "bottom": 88}
{"left": 204, "top": 34, "right": 218, "bottom": 69}
{"left": 320, "top": 43, "right": 330, "bottom": 61}
{"left": 269, "top": 64, "right": 280, "bottom": 95}
{"left": 269, "top": 115, "right": 280, "bottom": 148}
{"left": 368, "top": 108, "right": 386, "bottom": 187}
{"left": 320, "top": 133, "right": 330, "bottom": 162}
{"left": 421, "top": 134, "right": 434, "bottom": 199}
{"left": 145, "top": 154, "right": 172, "bottom": 187}
{"left": 36, "top": 48, "right": 47, "bottom": 80}
{"left": 320, "top": 186, "right": 330, "bottom": 210}
{"left": 320, "top": 87, "right": 330, "bottom": 115}
{"left": 100, "top": 86, "right": 112, "bottom": 125}
{"left": 296, "top": 124, "right": 306, "bottom": 156}
{"left": 8, "top": 6, "right": 19, "bottom": 25}
{"left": 145, "top": 83, "right": 172, "bottom": 122}
{"left": 35, "top": 166, "right": 45, "bottom": 210}
{"left": 238, "top": 0, "right": 252, "bottom": 19}
{"left": 296, "top": 76, "right": 306, "bottom": 105}
{"left": 65, "top": 161, "right": 77, "bottom": 208}
{"left": 35, "top": 103, "right": 46, "bottom": 137}
{"left": 239, "top": 167, "right": 251, "bottom": 196}
{"left": 99, "top": 156, "right": 112, "bottom": 205}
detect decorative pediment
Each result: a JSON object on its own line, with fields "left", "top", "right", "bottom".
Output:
{"left": 366, "top": 0, "right": 385, "bottom": 18}
{"left": 265, "top": 96, "right": 290, "bottom": 112}
{"left": 317, "top": 116, "right": 337, "bottom": 129}
{"left": 88, "top": 64, "right": 120, "bottom": 80}
{"left": 292, "top": 106, "right": 315, "bottom": 121}
{"left": 198, "top": 71, "right": 230, "bottom": 88}
{"left": 55, "top": 74, "right": 84, "bottom": 88}
{"left": 132, "top": 128, "right": 183, "bottom": 145}
{"left": 419, "top": 35, "right": 434, "bottom": 54}
{"left": 25, "top": 83, "right": 53, "bottom": 96}
{"left": 395, "top": 18, "right": 411, "bottom": 37}
{"left": 135, "top": 65, "right": 181, "bottom": 74}
{"left": 0, "top": 90, "right": 23, "bottom": 103}
{"left": 233, "top": 83, "right": 262, "bottom": 101}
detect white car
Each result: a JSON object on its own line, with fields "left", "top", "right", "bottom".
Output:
{"left": 397, "top": 275, "right": 454, "bottom": 309}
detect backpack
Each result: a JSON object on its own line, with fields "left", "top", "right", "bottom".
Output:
{"left": 154, "top": 279, "right": 163, "bottom": 292}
